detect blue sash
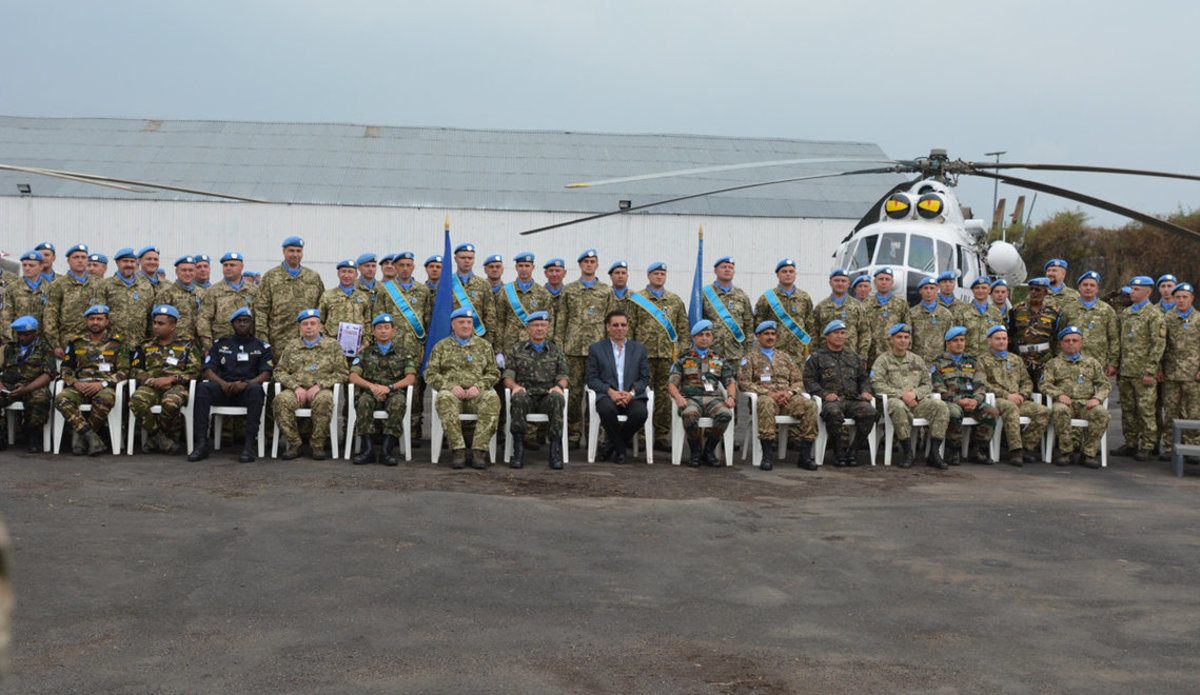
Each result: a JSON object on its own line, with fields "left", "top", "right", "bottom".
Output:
{"left": 764, "top": 289, "right": 811, "bottom": 345}
{"left": 629, "top": 292, "right": 677, "bottom": 342}
{"left": 702, "top": 285, "right": 746, "bottom": 343}
{"left": 383, "top": 280, "right": 426, "bottom": 341}
{"left": 452, "top": 276, "right": 487, "bottom": 337}
{"left": 503, "top": 282, "right": 531, "bottom": 325}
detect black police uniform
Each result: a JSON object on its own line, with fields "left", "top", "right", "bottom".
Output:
{"left": 193, "top": 335, "right": 274, "bottom": 451}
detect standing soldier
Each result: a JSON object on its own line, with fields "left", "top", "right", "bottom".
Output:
{"left": 863, "top": 266, "right": 909, "bottom": 366}
{"left": 556, "top": 249, "right": 614, "bottom": 449}
{"left": 851, "top": 275, "right": 872, "bottom": 302}
{"left": 1043, "top": 258, "right": 1080, "bottom": 310}
{"left": 627, "top": 262, "right": 689, "bottom": 451}
{"left": 86, "top": 253, "right": 108, "bottom": 279}
{"left": 354, "top": 253, "right": 380, "bottom": 307}
{"left": 542, "top": 258, "right": 567, "bottom": 334}
{"left": 804, "top": 320, "right": 875, "bottom": 467}
{"left": 990, "top": 279, "right": 1012, "bottom": 325}
{"left": 737, "top": 320, "right": 818, "bottom": 471}
{"left": 936, "top": 270, "right": 967, "bottom": 315}
{"left": 254, "top": 236, "right": 326, "bottom": 349}
{"left": 931, "top": 326, "right": 999, "bottom": 466}
{"left": 910, "top": 276, "right": 954, "bottom": 364}
{"left": 348, "top": 313, "right": 417, "bottom": 467}
{"left": 608, "top": 261, "right": 632, "bottom": 314}
{"left": 1113, "top": 275, "right": 1166, "bottom": 460}
{"left": 1160, "top": 283, "right": 1200, "bottom": 462}
{"left": 813, "top": 269, "right": 870, "bottom": 357}
{"left": 1058, "top": 271, "right": 1120, "bottom": 376}
{"left": 754, "top": 258, "right": 815, "bottom": 365}
{"left": 157, "top": 256, "right": 206, "bottom": 341}
{"left": 870, "top": 323, "right": 949, "bottom": 469}
{"left": 376, "top": 251, "right": 431, "bottom": 449}
{"left": 318, "top": 259, "right": 372, "bottom": 353}
{"left": 102, "top": 247, "right": 157, "bottom": 349}
{"left": 193, "top": 254, "right": 212, "bottom": 289}
{"left": 425, "top": 307, "right": 501, "bottom": 469}
{"left": 666, "top": 320, "right": 737, "bottom": 467}
{"left": 53, "top": 305, "right": 131, "bottom": 456}
{"left": 128, "top": 305, "right": 202, "bottom": 455}
{"left": 0, "top": 251, "right": 51, "bottom": 339}
{"left": 43, "top": 244, "right": 104, "bottom": 359}
{"left": 1010, "top": 277, "right": 1060, "bottom": 384}
{"left": 495, "top": 252, "right": 553, "bottom": 355}
{"left": 482, "top": 254, "right": 506, "bottom": 297}
{"left": 378, "top": 254, "right": 398, "bottom": 284}
{"left": 34, "top": 242, "right": 58, "bottom": 284}
{"left": 196, "top": 251, "right": 256, "bottom": 352}
{"left": 423, "top": 255, "right": 442, "bottom": 292}
{"left": 1155, "top": 274, "right": 1177, "bottom": 312}
{"left": 953, "top": 276, "right": 1004, "bottom": 358}
{"left": 448, "top": 243, "right": 498, "bottom": 345}
{"left": 136, "top": 246, "right": 163, "bottom": 291}
{"left": 978, "top": 325, "right": 1049, "bottom": 465}
{"left": 1041, "top": 326, "right": 1111, "bottom": 468}
{"left": 272, "top": 308, "right": 349, "bottom": 460}
{"left": 701, "top": 256, "right": 754, "bottom": 363}
{"left": 0, "top": 316, "right": 55, "bottom": 452}
{"left": 504, "top": 311, "right": 569, "bottom": 469}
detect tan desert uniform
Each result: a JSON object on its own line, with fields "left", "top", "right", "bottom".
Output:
{"left": 737, "top": 346, "right": 817, "bottom": 443}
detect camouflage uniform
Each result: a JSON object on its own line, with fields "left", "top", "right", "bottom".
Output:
{"left": 544, "top": 286, "right": 565, "bottom": 337}
{"left": 737, "top": 347, "right": 817, "bottom": 442}
{"left": 272, "top": 336, "right": 349, "bottom": 452}
{"left": 425, "top": 334, "right": 500, "bottom": 453}
{"left": 503, "top": 339, "right": 569, "bottom": 438}
{"left": 350, "top": 342, "right": 417, "bottom": 437}
{"left": 870, "top": 350, "right": 948, "bottom": 440}
{"left": 909, "top": 301, "right": 955, "bottom": 364}
{"left": 668, "top": 347, "right": 736, "bottom": 441}
{"left": 156, "top": 282, "right": 206, "bottom": 341}
{"left": 804, "top": 345, "right": 876, "bottom": 453}
{"left": 979, "top": 350, "right": 1050, "bottom": 452}
{"left": 1160, "top": 308, "right": 1200, "bottom": 453}
{"left": 43, "top": 273, "right": 104, "bottom": 350}
{"left": 0, "top": 277, "right": 50, "bottom": 341}
{"left": 1041, "top": 353, "right": 1112, "bottom": 457}
{"left": 1058, "top": 297, "right": 1121, "bottom": 371}
{"left": 1010, "top": 300, "right": 1060, "bottom": 384}
{"left": 812, "top": 296, "right": 870, "bottom": 357}
{"left": 101, "top": 274, "right": 157, "bottom": 348}
{"left": 753, "top": 287, "right": 815, "bottom": 364}
{"left": 355, "top": 278, "right": 380, "bottom": 311}
{"left": 254, "top": 264, "right": 326, "bottom": 348}
{"left": 196, "top": 278, "right": 256, "bottom": 351}
{"left": 128, "top": 337, "right": 203, "bottom": 439}
{"left": 0, "top": 338, "right": 56, "bottom": 428}
{"left": 930, "top": 353, "right": 998, "bottom": 450}
{"left": 1045, "top": 285, "right": 1081, "bottom": 312}
{"left": 627, "top": 288, "right": 689, "bottom": 443}
{"left": 494, "top": 281, "right": 553, "bottom": 354}
{"left": 701, "top": 283, "right": 754, "bottom": 363}
{"left": 374, "top": 280, "right": 431, "bottom": 440}
{"left": 1117, "top": 301, "right": 1167, "bottom": 452}
{"left": 450, "top": 274, "right": 499, "bottom": 346}
{"left": 555, "top": 279, "right": 613, "bottom": 443}
{"left": 953, "top": 301, "right": 1004, "bottom": 359}
{"left": 54, "top": 332, "right": 131, "bottom": 434}
{"left": 610, "top": 287, "right": 633, "bottom": 316}
{"left": 863, "top": 294, "right": 910, "bottom": 365}
{"left": 318, "top": 285, "right": 373, "bottom": 350}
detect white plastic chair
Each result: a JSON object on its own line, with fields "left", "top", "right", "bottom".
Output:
{"left": 813, "top": 395, "right": 878, "bottom": 466}
{"left": 344, "top": 383, "right": 413, "bottom": 462}
{"left": 586, "top": 387, "right": 653, "bottom": 463}
{"left": 991, "top": 393, "right": 1051, "bottom": 463}
{"left": 739, "top": 392, "right": 802, "bottom": 467}
{"left": 670, "top": 398, "right": 734, "bottom": 466}
{"left": 429, "top": 387, "right": 497, "bottom": 464}
{"left": 5, "top": 399, "right": 54, "bottom": 451}
{"left": 271, "top": 382, "right": 342, "bottom": 458}
{"left": 126, "top": 379, "right": 196, "bottom": 455}
{"left": 204, "top": 381, "right": 269, "bottom": 459}
{"left": 878, "top": 393, "right": 933, "bottom": 467}
{"left": 1045, "top": 396, "right": 1110, "bottom": 467}
{"left": 504, "top": 388, "right": 568, "bottom": 464}
{"left": 51, "top": 379, "right": 127, "bottom": 454}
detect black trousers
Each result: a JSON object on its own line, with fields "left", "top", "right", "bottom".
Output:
{"left": 193, "top": 381, "right": 265, "bottom": 442}
{"left": 595, "top": 397, "right": 648, "bottom": 452}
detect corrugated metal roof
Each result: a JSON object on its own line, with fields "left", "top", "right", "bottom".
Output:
{"left": 0, "top": 115, "right": 905, "bottom": 218}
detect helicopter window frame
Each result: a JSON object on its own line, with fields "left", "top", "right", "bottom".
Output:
{"left": 908, "top": 234, "right": 936, "bottom": 273}
{"left": 875, "top": 232, "right": 906, "bottom": 267}
{"left": 936, "top": 240, "right": 954, "bottom": 276}
{"left": 850, "top": 234, "right": 877, "bottom": 270}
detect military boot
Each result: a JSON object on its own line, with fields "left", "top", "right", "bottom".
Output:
{"left": 470, "top": 449, "right": 488, "bottom": 469}
{"left": 703, "top": 434, "right": 722, "bottom": 467}
{"left": 852, "top": 423, "right": 874, "bottom": 466}
{"left": 451, "top": 448, "right": 467, "bottom": 469}
{"left": 686, "top": 433, "right": 703, "bottom": 467}
{"left": 141, "top": 431, "right": 158, "bottom": 454}
{"left": 72, "top": 427, "right": 89, "bottom": 456}
{"left": 157, "top": 432, "right": 182, "bottom": 456}
{"left": 510, "top": 438, "right": 525, "bottom": 469}
{"left": 758, "top": 439, "right": 776, "bottom": 471}
{"left": 187, "top": 438, "right": 212, "bottom": 462}
{"left": 828, "top": 428, "right": 847, "bottom": 467}
{"left": 897, "top": 438, "right": 914, "bottom": 469}
{"left": 970, "top": 441, "right": 993, "bottom": 465}
{"left": 311, "top": 443, "right": 328, "bottom": 461}
{"left": 26, "top": 426, "right": 43, "bottom": 453}
{"left": 352, "top": 435, "right": 375, "bottom": 465}
{"left": 281, "top": 440, "right": 302, "bottom": 461}
{"left": 1008, "top": 447, "right": 1025, "bottom": 467}
{"left": 548, "top": 439, "right": 564, "bottom": 470}
{"left": 945, "top": 442, "right": 961, "bottom": 466}
{"left": 927, "top": 438, "right": 948, "bottom": 470}
{"left": 796, "top": 440, "right": 818, "bottom": 470}
{"left": 381, "top": 436, "right": 399, "bottom": 466}
{"left": 239, "top": 436, "right": 257, "bottom": 463}
{"left": 85, "top": 429, "right": 107, "bottom": 456}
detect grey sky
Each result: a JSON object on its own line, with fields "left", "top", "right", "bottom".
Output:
{"left": 4, "top": 0, "right": 1198, "bottom": 228}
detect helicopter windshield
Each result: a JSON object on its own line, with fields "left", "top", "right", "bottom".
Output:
{"left": 909, "top": 234, "right": 935, "bottom": 272}
{"left": 849, "top": 235, "right": 876, "bottom": 269}
{"left": 937, "top": 240, "right": 954, "bottom": 275}
{"left": 876, "top": 233, "right": 905, "bottom": 267}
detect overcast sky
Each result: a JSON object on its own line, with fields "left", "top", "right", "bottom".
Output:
{"left": 4, "top": 0, "right": 1197, "bottom": 228}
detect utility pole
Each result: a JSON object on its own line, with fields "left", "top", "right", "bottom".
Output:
{"left": 985, "top": 150, "right": 1006, "bottom": 237}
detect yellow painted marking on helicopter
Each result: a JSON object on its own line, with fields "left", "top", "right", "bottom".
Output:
{"left": 885, "top": 199, "right": 910, "bottom": 212}
{"left": 918, "top": 199, "right": 943, "bottom": 213}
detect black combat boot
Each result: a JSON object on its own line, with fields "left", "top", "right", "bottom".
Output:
{"left": 828, "top": 428, "right": 847, "bottom": 467}
{"left": 944, "top": 441, "right": 961, "bottom": 466}
{"left": 510, "top": 438, "right": 525, "bottom": 469}
{"left": 548, "top": 439, "right": 564, "bottom": 470}
{"left": 85, "top": 429, "right": 107, "bottom": 456}
{"left": 72, "top": 427, "right": 90, "bottom": 456}
{"left": 352, "top": 435, "right": 375, "bottom": 465}
{"left": 686, "top": 434, "right": 703, "bottom": 467}
{"left": 381, "top": 436, "right": 399, "bottom": 466}
{"left": 1008, "top": 447, "right": 1025, "bottom": 467}
{"left": 796, "top": 440, "right": 818, "bottom": 470}
{"left": 239, "top": 436, "right": 257, "bottom": 463}
{"left": 897, "top": 438, "right": 914, "bottom": 469}
{"left": 927, "top": 438, "right": 948, "bottom": 470}
{"left": 970, "top": 442, "right": 994, "bottom": 465}
{"left": 187, "top": 438, "right": 211, "bottom": 462}
{"left": 758, "top": 439, "right": 776, "bottom": 471}
{"left": 703, "top": 434, "right": 722, "bottom": 467}
{"left": 26, "top": 426, "right": 43, "bottom": 453}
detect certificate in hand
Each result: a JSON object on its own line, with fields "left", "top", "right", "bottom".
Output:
{"left": 337, "top": 322, "right": 363, "bottom": 357}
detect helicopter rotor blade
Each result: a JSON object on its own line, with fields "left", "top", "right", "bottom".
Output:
{"left": 0, "top": 163, "right": 269, "bottom": 203}
{"left": 969, "top": 169, "right": 1200, "bottom": 242}
{"left": 969, "top": 162, "right": 1200, "bottom": 183}
{"left": 521, "top": 166, "right": 903, "bottom": 235}
{"left": 565, "top": 157, "right": 899, "bottom": 188}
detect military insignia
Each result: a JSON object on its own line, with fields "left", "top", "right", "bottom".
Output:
{"left": 310, "top": 364, "right": 317, "bottom": 371}
{"left": 352, "top": 357, "right": 361, "bottom": 365}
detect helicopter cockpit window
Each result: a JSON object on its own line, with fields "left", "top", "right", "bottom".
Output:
{"left": 851, "top": 235, "right": 876, "bottom": 269}
{"left": 936, "top": 240, "right": 954, "bottom": 275}
{"left": 909, "top": 235, "right": 935, "bottom": 272}
{"left": 876, "top": 233, "right": 906, "bottom": 266}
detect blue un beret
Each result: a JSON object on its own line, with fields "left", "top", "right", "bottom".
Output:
{"left": 220, "top": 252, "right": 244, "bottom": 263}
{"left": 34, "top": 242, "right": 55, "bottom": 252}
{"left": 647, "top": 262, "right": 667, "bottom": 273}
{"left": 543, "top": 258, "right": 565, "bottom": 269}
{"left": 944, "top": 326, "right": 967, "bottom": 341}
{"left": 195, "top": 254, "right": 211, "bottom": 264}
{"left": 229, "top": 307, "right": 253, "bottom": 322}
{"left": 691, "top": 320, "right": 714, "bottom": 336}
{"left": 608, "top": 260, "right": 628, "bottom": 274}
{"left": 775, "top": 259, "right": 795, "bottom": 272}
{"left": 755, "top": 320, "right": 777, "bottom": 334}
{"left": 10, "top": 316, "right": 38, "bottom": 332}
{"left": 424, "top": 255, "right": 442, "bottom": 266}
{"left": 823, "top": 320, "right": 847, "bottom": 335}
{"left": 578, "top": 249, "right": 598, "bottom": 262}
{"left": 1173, "top": 283, "right": 1194, "bottom": 295}
{"left": 1157, "top": 274, "right": 1178, "bottom": 286}
{"left": 936, "top": 270, "right": 958, "bottom": 282}
{"left": 525, "top": 311, "right": 550, "bottom": 324}
{"left": 1129, "top": 276, "right": 1154, "bottom": 287}
{"left": 1057, "top": 326, "right": 1082, "bottom": 340}
{"left": 1044, "top": 258, "right": 1068, "bottom": 270}
{"left": 396, "top": 252, "right": 414, "bottom": 261}
{"left": 829, "top": 268, "right": 849, "bottom": 279}
{"left": 357, "top": 253, "right": 377, "bottom": 265}
{"left": 713, "top": 256, "right": 734, "bottom": 268}
{"left": 336, "top": 259, "right": 358, "bottom": 270}
{"left": 378, "top": 253, "right": 396, "bottom": 264}
{"left": 874, "top": 267, "right": 893, "bottom": 277}
{"left": 84, "top": 305, "right": 110, "bottom": 317}
{"left": 514, "top": 252, "right": 535, "bottom": 264}
{"left": 987, "top": 325, "right": 1008, "bottom": 338}
{"left": 243, "top": 270, "right": 260, "bottom": 278}
{"left": 282, "top": 236, "right": 304, "bottom": 249}
{"left": 66, "top": 243, "right": 89, "bottom": 257}
{"left": 851, "top": 275, "right": 871, "bottom": 288}
{"left": 1077, "top": 270, "right": 1101, "bottom": 285}
{"left": 450, "top": 307, "right": 474, "bottom": 320}
{"left": 990, "top": 278, "right": 1008, "bottom": 290}
{"left": 918, "top": 276, "right": 937, "bottom": 289}
{"left": 19, "top": 250, "right": 43, "bottom": 263}
{"left": 88, "top": 253, "right": 108, "bottom": 264}
{"left": 372, "top": 313, "right": 394, "bottom": 326}
{"left": 483, "top": 254, "right": 503, "bottom": 266}
{"left": 154, "top": 305, "right": 180, "bottom": 320}
{"left": 297, "top": 308, "right": 321, "bottom": 322}
{"left": 454, "top": 243, "right": 475, "bottom": 255}
{"left": 1028, "top": 277, "right": 1051, "bottom": 288}
{"left": 113, "top": 247, "right": 136, "bottom": 261}
{"left": 970, "top": 275, "right": 991, "bottom": 288}
{"left": 888, "top": 323, "right": 911, "bottom": 335}
{"left": 137, "top": 245, "right": 159, "bottom": 258}
{"left": 174, "top": 255, "right": 196, "bottom": 267}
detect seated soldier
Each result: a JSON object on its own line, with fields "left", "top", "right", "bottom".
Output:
{"left": 804, "top": 320, "right": 875, "bottom": 467}
{"left": 503, "top": 311, "right": 568, "bottom": 470}
{"left": 0, "top": 316, "right": 56, "bottom": 452}
{"left": 978, "top": 325, "right": 1050, "bottom": 466}
{"left": 931, "top": 326, "right": 999, "bottom": 465}
{"left": 129, "top": 305, "right": 202, "bottom": 455}
{"left": 736, "top": 320, "right": 818, "bottom": 471}
{"left": 1041, "top": 326, "right": 1111, "bottom": 469}
{"left": 426, "top": 307, "right": 501, "bottom": 469}
{"left": 53, "top": 305, "right": 132, "bottom": 456}
{"left": 188, "top": 307, "right": 273, "bottom": 463}
{"left": 349, "top": 313, "right": 417, "bottom": 467}
{"left": 870, "top": 323, "right": 949, "bottom": 469}
{"left": 667, "top": 320, "right": 737, "bottom": 467}
{"left": 273, "top": 309, "right": 349, "bottom": 461}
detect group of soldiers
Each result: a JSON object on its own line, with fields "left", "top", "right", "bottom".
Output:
{"left": 2, "top": 238, "right": 1196, "bottom": 472}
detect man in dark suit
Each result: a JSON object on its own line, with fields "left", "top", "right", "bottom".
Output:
{"left": 585, "top": 310, "right": 651, "bottom": 463}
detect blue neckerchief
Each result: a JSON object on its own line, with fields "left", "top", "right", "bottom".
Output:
{"left": 830, "top": 294, "right": 845, "bottom": 307}
{"left": 613, "top": 287, "right": 628, "bottom": 299}
{"left": 1162, "top": 301, "right": 1176, "bottom": 312}
{"left": 1081, "top": 298, "right": 1097, "bottom": 309}
{"left": 339, "top": 285, "right": 354, "bottom": 297}
{"left": 991, "top": 349, "right": 1008, "bottom": 358}
{"left": 397, "top": 279, "right": 413, "bottom": 290}
{"left": 69, "top": 270, "right": 89, "bottom": 284}
{"left": 196, "top": 281, "right": 210, "bottom": 289}
{"left": 516, "top": 279, "right": 533, "bottom": 292}
{"left": 546, "top": 284, "right": 562, "bottom": 297}
{"left": 491, "top": 285, "right": 503, "bottom": 294}
{"left": 921, "top": 301, "right": 937, "bottom": 311}
{"left": 939, "top": 294, "right": 955, "bottom": 306}
{"left": 530, "top": 340, "right": 545, "bottom": 353}
{"left": 376, "top": 341, "right": 392, "bottom": 355}
{"left": 362, "top": 279, "right": 375, "bottom": 290}
{"left": 282, "top": 262, "right": 302, "bottom": 279}
{"left": 453, "top": 335, "right": 471, "bottom": 346}
{"left": 116, "top": 273, "right": 137, "bottom": 287}
{"left": 581, "top": 278, "right": 597, "bottom": 289}
{"left": 948, "top": 353, "right": 963, "bottom": 363}
{"left": 140, "top": 270, "right": 159, "bottom": 285}
{"left": 40, "top": 271, "right": 53, "bottom": 283}
{"left": 1131, "top": 299, "right": 1149, "bottom": 312}
{"left": 1176, "top": 307, "right": 1194, "bottom": 319}
{"left": 973, "top": 300, "right": 989, "bottom": 315}
{"left": 302, "top": 337, "right": 321, "bottom": 348}
{"left": 647, "top": 286, "right": 664, "bottom": 299}
{"left": 877, "top": 293, "right": 891, "bottom": 305}
{"left": 425, "top": 280, "right": 436, "bottom": 290}
{"left": 19, "top": 340, "right": 37, "bottom": 360}
{"left": 1049, "top": 284, "right": 1064, "bottom": 294}
{"left": 694, "top": 348, "right": 709, "bottom": 358}
{"left": 24, "top": 276, "right": 42, "bottom": 292}
{"left": 777, "top": 286, "right": 795, "bottom": 297}
{"left": 714, "top": 282, "right": 731, "bottom": 293}
{"left": 1066, "top": 353, "right": 1081, "bottom": 362}
{"left": 760, "top": 347, "right": 775, "bottom": 361}
{"left": 176, "top": 281, "right": 194, "bottom": 292}
{"left": 225, "top": 278, "right": 244, "bottom": 291}
{"left": 457, "top": 273, "right": 472, "bottom": 284}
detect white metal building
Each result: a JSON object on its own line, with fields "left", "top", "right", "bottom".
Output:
{"left": 0, "top": 116, "right": 905, "bottom": 299}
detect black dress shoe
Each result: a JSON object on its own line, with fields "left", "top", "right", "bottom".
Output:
{"left": 239, "top": 445, "right": 256, "bottom": 463}
{"left": 597, "top": 442, "right": 614, "bottom": 462}
{"left": 187, "top": 442, "right": 211, "bottom": 462}
{"left": 613, "top": 449, "right": 627, "bottom": 464}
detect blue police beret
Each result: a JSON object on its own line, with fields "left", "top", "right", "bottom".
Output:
{"left": 1077, "top": 270, "right": 1101, "bottom": 285}
{"left": 970, "top": 275, "right": 991, "bottom": 288}
{"left": 10, "top": 315, "right": 38, "bottom": 332}
{"left": 154, "top": 305, "right": 180, "bottom": 320}
{"left": 851, "top": 275, "right": 871, "bottom": 288}
{"left": 691, "top": 319, "right": 714, "bottom": 336}
{"left": 755, "top": 320, "right": 777, "bottom": 334}
{"left": 34, "top": 242, "right": 55, "bottom": 252}
{"left": 357, "top": 253, "right": 377, "bottom": 265}
{"left": 1129, "top": 276, "right": 1154, "bottom": 287}
{"left": 775, "top": 258, "right": 795, "bottom": 272}
{"left": 874, "top": 267, "right": 893, "bottom": 277}
{"left": 195, "top": 254, "right": 211, "bottom": 264}
{"left": 918, "top": 276, "right": 937, "bottom": 289}
{"left": 889, "top": 323, "right": 911, "bottom": 335}
{"left": 525, "top": 311, "right": 550, "bottom": 324}
{"left": 229, "top": 307, "right": 253, "bottom": 322}
{"left": 823, "top": 319, "right": 847, "bottom": 335}
{"left": 243, "top": 270, "right": 260, "bottom": 278}
{"left": 453, "top": 243, "right": 475, "bottom": 255}
{"left": 1044, "top": 258, "right": 1068, "bottom": 270}
{"left": 1057, "top": 326, "right": 1082, "bottom": 340}
{"left": 483, "top": 254, "right": 503, "bottom": 265}
{"left": 336, "top": 259, "right": 357, "bottom": 270}
{"left": 174, "top": 255, "right": 196, "bottom": 267}
{"left": 396, "top": 252, "right": 414, "bottom": 261}
{"left": 88, "top": 253, "right": 108, "bottom": 264}
{"left": 372, "top": 313, "right": 394, "bottom": 326}
{"left": 543, "top": 258, "right": 565, "bottom": 269}
{"left": 297, "top": 308, "right": 321, "bottom": 322}
{"left": 829, "top": 268, "right": 849, "bottom": 279}
{"left": 1173, "top": 283, "right": 1194, "bottom": 295}
{"left": 1157, "top": 274, "right": 1178, "bottom": 286}
{"left": 83, "top": 305, "right": 110, "bottom": 317}
{"left": 647, "top": 262, "right": 667, "bottom": 273}
{"left": 987, "top": 325, "right": 1008, "bottom": 337}
{"left": 137, "top": 245, "right": 159, "bottom": 258}
{"left": 19, "top": 250, "right": 43, "bottom": 263}
{"left": 713, "top": 256, "right": 734, "bottom": 268}
{"left": 513, "top": 252, "right": 535, "bottom": 264}
{"left": 450, "top": 307, "right": 474, "bottom": 320}
{"left": 990, "top": 278, "right": 1008, "bottom": 289}
{"left": 424, "top": 255, "right": 442, "bottom": 266}
{"left": 66, "top": 243, "right": 89, "bottom": 257}
{"left": 609, "top": 260, "right": 628, "bottom": 274}
{"left": 113, "top": 247, "right": 136, "bottom": 261}
{"left": 282, "top": 236, "right": 304, "bottom": 248}
{"left": 943, "top": 326, "right": 967, "bottom": 341}
{"left": 577, "top": 249, "right": 598, "bottom": 262}
{"left": 936, "top": 270, "right": 958, "bottom": 282}
{"left": 220, "top": 252, "right": 244, "bottom": 263}
{"left": 1028, "top": 277, "right": 1051, "bottom": 288}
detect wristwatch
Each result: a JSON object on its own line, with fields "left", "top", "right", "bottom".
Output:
{"left": 388, "top": 384, "right": 395, "bottom": 392}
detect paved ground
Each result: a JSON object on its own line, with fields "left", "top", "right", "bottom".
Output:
{"left": 1, "top": 425, "right": 1198, "bottom": 694}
